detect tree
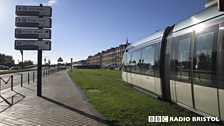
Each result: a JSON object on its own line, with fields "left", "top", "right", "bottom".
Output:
{"left": 18, "top": 60, "right": 34, "bottom": 67}
{"left": 0, "top": 53, "right": 15, "bottom": 66}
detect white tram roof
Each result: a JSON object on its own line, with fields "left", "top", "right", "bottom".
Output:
{"left": 173, "top": 6, "right": 224, "bottom": 32}
{"left": 127, "top": 29, "right": 165, "bottom": 49}
{"left": 127, "top": 6, "right": 224, "bottom": 50}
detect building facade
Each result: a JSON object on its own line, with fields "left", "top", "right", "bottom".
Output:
{"left": 86, "top": 43, "right": 129, "bottom": 69}
{"left": 86, "top": 53, "right": 102, "bottom": 66}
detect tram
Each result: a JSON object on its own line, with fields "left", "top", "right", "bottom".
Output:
{"left": 122, "top": 1, "right": 224, "bottom": 121}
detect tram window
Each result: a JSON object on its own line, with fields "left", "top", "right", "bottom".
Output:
{"left": 154, "top": 43, "right": 160, "bottom": 77}
{"left": 126, "top": 53, "right": 132, "bottom": 72}
{"left": 193, "top": 26, "right": 218, "bottom": 86}
{"left": 141, "top": 45, "right": 155, "bottom": 76}
{"left": 121, "top": 53, "right": 127, "bottom": 71}
{"left": 169, "top": 37, "right": 177, "bottom": 80}
{"left": 176, "top": 36, "right": 191, "bottom": 82}
{"left": 131, "top": 50, "right": 141, "bottom": 73}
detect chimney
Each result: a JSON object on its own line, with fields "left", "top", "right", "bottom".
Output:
{"left": 205, "top": 0, "right": 217, "bottom": 8}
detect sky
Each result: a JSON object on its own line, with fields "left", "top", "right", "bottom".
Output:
{"left": 0, "top": 0, "right": 207, "bottom": 64}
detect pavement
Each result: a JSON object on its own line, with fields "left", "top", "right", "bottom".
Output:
{"left": 0, "top": 70, "right": 107, "bottom": 126}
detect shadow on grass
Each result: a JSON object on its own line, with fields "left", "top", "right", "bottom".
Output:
{"left": 40, "top": 95, "right": 119, "bottom": 126}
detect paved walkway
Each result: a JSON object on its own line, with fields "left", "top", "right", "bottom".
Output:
{"left": 0, "top": 70, "right": 107, "bottom": 126}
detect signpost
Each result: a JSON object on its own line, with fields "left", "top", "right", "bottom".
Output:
{"left": 15, "top": 28, "right": 51, "bottom": 39}
{"left": 16, "top": 17, "right": 52, "bottom": 28}
{"left": 16, "top": 5, "right": 52, "bottom": 17}
{"left": 57, "top": 57, "right": 63, "bottom": 71}
{"left": 57, "top": 57, "right": 63, "bottom": 62}
{"left": 15, "top": 40, "right": 51, "bottom": 50}
{"left": 15, "top": 4, "right": 52, "bottom": 96}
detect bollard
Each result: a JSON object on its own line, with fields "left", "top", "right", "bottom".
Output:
{"left": 21, "top": 74, "right": 23, "bottom": 87}
{"left": 28, "top": 73, "right": 30, "bottom": 84}
{"left": 43, "top": 71, "right": 45, "bottom": 78}
{"left": 11, "top": 75, "right": 13, "bottom": 91}
{"left": 33, "top": 72, "right": 35, "bottom": 82}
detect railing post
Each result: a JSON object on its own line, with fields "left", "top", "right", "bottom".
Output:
{"left": 28, "top": 73, "right": 30, "bottom": 84}
{"left": 11, "top": 75, "right": 13, "bottom": 91}
{"left": 0, "top": 77, "right": 1, "bottom": 96}
{"left": 21, "top": 74, "right": 23, "bottom": 87}
{"left": 33, "top": 72, "right": 35, "bottom": 82}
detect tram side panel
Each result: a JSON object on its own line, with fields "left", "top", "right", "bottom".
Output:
{"left": 219, "top": 21, "right": 224, "bottom": 120}
{"left": 122, "top": 42, "right": 162, "bottom": 96}
{"left": 167, "top": 18, "right": 223, "bottom": 118}
{"left": 140, "top": 44, "right": 158, "bottom": 94}
{"left": 193, "top": 23, "right": 219, "bottom": 117}
{"left": 169, "top": 31, "right": 194, "bottom": 108}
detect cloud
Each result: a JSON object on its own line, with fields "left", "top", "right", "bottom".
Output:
{"left": 47, "top": 0, "right": 56, "bottom": 6}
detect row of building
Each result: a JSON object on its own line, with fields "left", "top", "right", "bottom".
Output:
{"left": 74, "top": 43, "right": 129, "bottom": 69}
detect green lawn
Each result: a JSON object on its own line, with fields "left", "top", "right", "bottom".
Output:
{"left": 68, "top": 69, "right": 221, "bottom": 126}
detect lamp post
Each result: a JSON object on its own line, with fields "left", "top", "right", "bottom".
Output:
{"left": 71, "top": 58, "right": 73, "bottom": 72}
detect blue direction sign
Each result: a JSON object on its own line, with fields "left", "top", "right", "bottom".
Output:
{"left": 16, "top": 5, "right": 52, "bottom": 17}
{"left": 15, "top": 40, "right": 51, "bottom": 50}
{"left": 16, "top": 17, "right": 52, "bottom": 28}
{"left": 15, "top": 28, "right": 51, "bottom": 39}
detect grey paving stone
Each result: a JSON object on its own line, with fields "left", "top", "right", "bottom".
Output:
{"left": 0, "top": 70, "right": 107, "bottom": 126}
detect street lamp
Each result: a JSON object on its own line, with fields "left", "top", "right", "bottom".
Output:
{"left": 71, "top": 58, "right": 73, "bottom": 72}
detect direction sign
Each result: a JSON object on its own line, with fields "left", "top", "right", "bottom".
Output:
{"left": 16, "top": 5, "right": 52, "bottom": 17}
{"left": 15, "top": 40, "right": 51, "bottom": 50}
{"left": 16, "top": 17, "right": 52, "bottom": 28}
{"left": 15, "top": 28, "right": 51, "bottom": 39}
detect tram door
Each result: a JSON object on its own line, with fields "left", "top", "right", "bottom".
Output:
{"left": 192, "top": 25, "right": 219, "bottom": 117}
{"left": 169, "top": 33, "right": 194, "bottom": 107}
{"left": 170, "top": 24, "right": 220, "bottom": 117}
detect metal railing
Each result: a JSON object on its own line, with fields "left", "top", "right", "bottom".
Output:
{"left": 0, "top": 76, "right": 13, "bottom": 95}
{"left": 0, "top": 67, "right": 60, "bottom": 95}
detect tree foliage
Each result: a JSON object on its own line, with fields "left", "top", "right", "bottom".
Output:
{"left": 18, "top": 60, "right": 34, "bottom": 66}
{"left": 0, "top": 53, "right": 15, "bottom": 66}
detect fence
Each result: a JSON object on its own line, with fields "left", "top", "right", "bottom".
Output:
{"left": 0, "top": 67, "right": 59, "bottom": 96}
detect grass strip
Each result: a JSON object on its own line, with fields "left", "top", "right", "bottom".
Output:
{"left": 69, "top": 69, "right": 221, "bottom": 126}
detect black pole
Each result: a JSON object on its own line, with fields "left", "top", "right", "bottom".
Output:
{"left": 22, "top": 52, "right": 24, "bottom": 70}
{"left": 71, "top": 58, "right": 73, "bottom": 72}
{"left": 20, "top": 50, "right": 24, "bottom": 71}
{"left": 37, "top": 4, "right": 43, "bottom": 96}
{"left": 28, "top": 73, "right": 30, "bottom": 84}
{"left": 11, "top": 75, "right": 13, "bottom": 91}
{"left": 21, "top": 74, "right": 23, "bottom": 87}
{"left": 33, "top": 72, "right": 35, "bottom": 82}
{"left": 37, "top": 50, "right": 42, "bottom": 96}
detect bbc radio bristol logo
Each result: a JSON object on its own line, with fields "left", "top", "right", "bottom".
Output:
{"left": 148, "top": 116, "right": 220, "bottom": 122}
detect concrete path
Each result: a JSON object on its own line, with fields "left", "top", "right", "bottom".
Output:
{"left": 0, "top": 70, "right": 107, "bottom": 126}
